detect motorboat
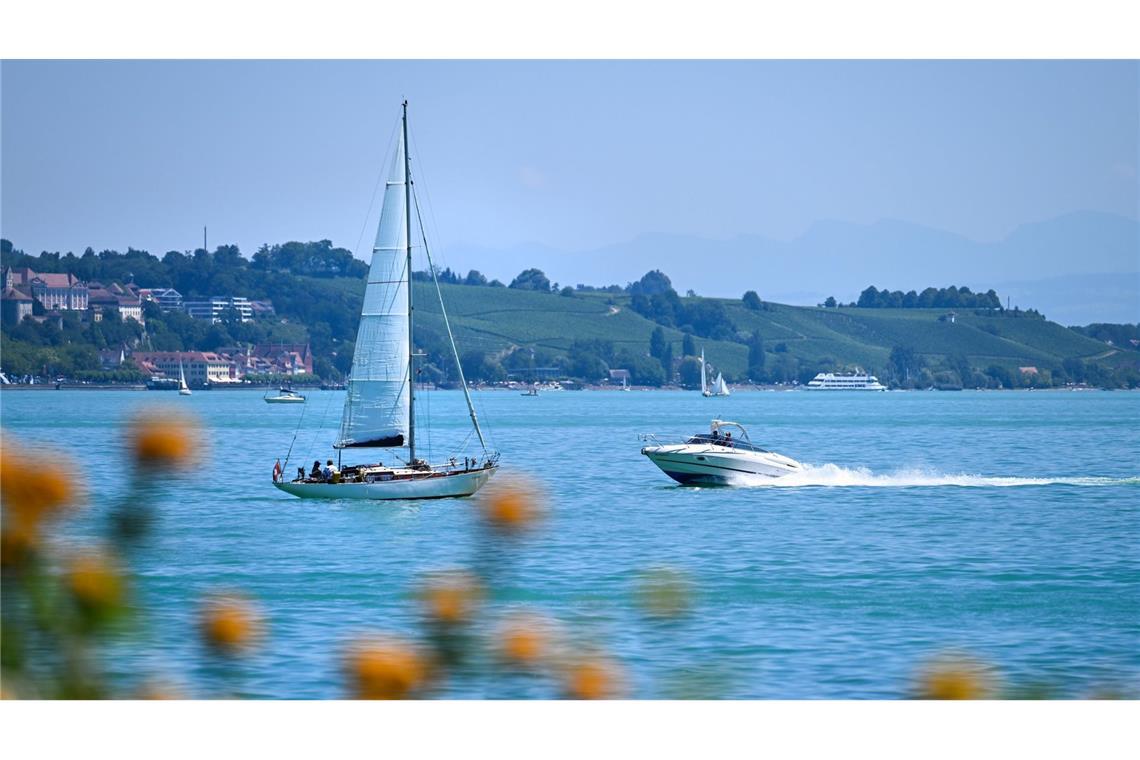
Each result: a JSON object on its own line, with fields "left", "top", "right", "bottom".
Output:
{"left": 272, "top": 102, "right": 498, "bottom": 500}
{"left": 264, "top": 387, "right": 306, "bottom": 404}
{"left": 640, "top": 419, "right": 802, "bottom": 485}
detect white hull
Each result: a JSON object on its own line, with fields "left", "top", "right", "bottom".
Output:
{"left": 265, "top": 396, "right": 306, "bottom": 404}
{"left": 179, "top": 389, "right": 192, "bottom": 396}
{"left": 274, "top": 466, "right": 494, "bottom": 500}
{"left": 642, "top": 443, "right": 801, "bottom": 485}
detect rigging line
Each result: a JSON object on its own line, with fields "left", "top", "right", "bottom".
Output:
{"left": 413, "top": 186, "right": 488, "bottom": 453}
{"left": 408, "top": 126, "right": 496, "bottom": 451}
{"left": 352, "top": 118, "right": 402, "bottom": 261}
{"left": 304, "top": 388, "right": 339, "bottom": 465}
{"left": 282, "top": 390, "right": 311, "bottom": 469}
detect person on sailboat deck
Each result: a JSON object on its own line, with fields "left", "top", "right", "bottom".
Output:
{"left": 322, "top": 460, "right": 338, "bottom": 480}
{"left": 311, "top": 460, "right": 322, "bottom": 480}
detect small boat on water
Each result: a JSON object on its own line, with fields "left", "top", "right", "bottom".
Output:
{"left": 804, "top": 371, "right": 887, "bottom": 391}
{"left": 264, "top": 387, "right": 306, "bottom": 404}
{"left": 641, "top": 419, "right": 802, "bottom": 485}
{"left": 273, "top": 102, "right": 498, "bottom": 501}
{"left": 700, "top": 349, "right": 730, "bottom": 397}
{"left": 178, "top": 359, "right": 192, "bottom": 396}
{"left": 521, "top": 384, "right": 539, "bottom": 397}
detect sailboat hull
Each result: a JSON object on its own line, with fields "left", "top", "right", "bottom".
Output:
{"left": 273, "top": 466, "right": 495, "bottom": 501}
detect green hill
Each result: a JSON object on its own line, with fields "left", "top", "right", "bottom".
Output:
{"left": 3, "top": 233, "right": 1136, "bottom": 388}
{"left": 399, "top": 281, "right": 1138, "bottom": 387}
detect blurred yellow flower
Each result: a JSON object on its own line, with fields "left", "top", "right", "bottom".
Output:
{"left": 1, "top": 528, "right": 36, "bottom": 568}
{"left": 133, "top": 680, "right": 187, "bottom": 700}
{"left": 130, "top": 415, "right": 198, "bottom": 470}
{"left": 479, "top": 478, "right": 543, "bottom": 533}
{"left": 200, "top": 594, "right": 262, "bottom": 654}
{"left": 635, "top": 566, "right": 693, "bottom": 619}
{"left": 0, "top": 447, "right": 76, "bottom": 536}
{"left": 66, "top": 551, "right": 126, "bottom": 614}
{"left": 915, "top": 654, "right": 994, "bottom": 699}
{"left": 497, "top": 613, "right": 551, "bottom": 668}
{"left": 563, "top": 656, "right": 621, "bottom": 700}
{"left": 420, "top": 571, "right": 480, "bottom": 625}
{"left": 345, "top": 636, "right": 428, "bottom": 699}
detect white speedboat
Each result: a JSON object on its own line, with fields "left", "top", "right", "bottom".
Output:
{"left": 641, "top": 419, "right": 802, "bottom": 485}
{"left": 272, "top": 102, "right": 498, "bottom": 501}
{"left": 264, "top": 387, "right": 306, "bottom": 404}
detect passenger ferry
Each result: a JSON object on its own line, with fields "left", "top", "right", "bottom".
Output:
{"left": 804, "top": 371, "right": 887, "bottom": 391}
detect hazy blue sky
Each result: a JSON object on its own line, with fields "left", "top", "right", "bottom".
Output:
{"left": 2, "top": 60, "right": 1137, "bottom": 286}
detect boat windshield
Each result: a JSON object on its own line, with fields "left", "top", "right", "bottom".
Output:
{"left": 685, "top": 433, "right": 769, "bottom": 453}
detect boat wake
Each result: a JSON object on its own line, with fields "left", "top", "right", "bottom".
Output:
{"left": 729, "top": 463, "right": 1140, "bottom": 489}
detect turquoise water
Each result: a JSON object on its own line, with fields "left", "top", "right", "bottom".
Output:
{"left": 3, "top": 388, "right": 1138, "bottom": 698}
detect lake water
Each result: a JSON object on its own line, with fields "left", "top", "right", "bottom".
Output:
{"left": 3, "top": 388, "right": 1138, "bottom": 698}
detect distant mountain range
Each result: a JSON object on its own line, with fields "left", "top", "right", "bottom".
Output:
{"left": 444, "top": 211, "right": 1139, "bottom": 325}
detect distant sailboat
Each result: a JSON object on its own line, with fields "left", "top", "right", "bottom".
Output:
{"left": 712, "top": 372, "right": 730, "bottom": 396}
{"left": 178, "top": 358, "right": 192, "bottom": 396}
{"left": 700, "top": 349, "right": 708, "bottom": 396}
{"left": 701, "top": 349, "right": 730, "bottom": 397}
{"left": 273, "top": 102, "right": 498, "bottom": 500}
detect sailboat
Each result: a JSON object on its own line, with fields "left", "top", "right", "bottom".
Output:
{"left": 178, "top": 358, "right": 192, "bottom": 396}
{"left": 273, "top": 102, "right": 498, "bottom": 500}
{"left": 712, "top": 372, "right": 730, "bottom": 396}
{"left": 700, "top": 349, "right": 730, "bottom": 397}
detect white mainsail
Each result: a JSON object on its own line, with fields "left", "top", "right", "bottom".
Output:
{"left": 700, "top": 349, "right": 708, "bottom": 395}
{"left": 337, "top": 134, "right": 411, "bottom": 448}
{"left": 178, "top": 358, "right": 191, "bottom": 394}
{"left": 714, "top": 372, "right": 730, "bottom": 396}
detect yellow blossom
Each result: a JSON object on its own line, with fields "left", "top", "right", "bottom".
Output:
{"left": 130, "top": 415, "right": 197, "bottom": 470}
{"left": 200, "top": 594, "right": 261, "bottom": 654}
{"left": 497, "top": 613, "right": 551, "bottom": 668}
{"left": 635, "top": 566, "right": 693, "bottom": 619}
{"left": 345, "top": 636, "right": 428, "bottom": 699}
{"left": 0, "top": 447, "right": 76, "bottom": 536}
{"left": 66, "top": 551, "right": 126, "bottom": 614}
{"left": 915, "top": 655, "right": 993, "bottom": 699}
{"left": 479, "top": 478, "right": 543, "bottom": 533}
{"left": 563, "top": 656, "right": 621, "bottom": 700}
{"left": 420, "top": 571, "right": 480, "bottom": 625}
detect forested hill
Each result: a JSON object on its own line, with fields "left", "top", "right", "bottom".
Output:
{"left": 2, "top": 240, "right": 1138, "bottom": 388}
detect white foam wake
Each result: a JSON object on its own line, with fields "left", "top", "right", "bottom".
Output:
{"left": 730, "top": 463, "right": 1140, "bottom": 489}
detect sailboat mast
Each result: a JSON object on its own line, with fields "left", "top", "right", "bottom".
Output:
{"left": 403, "top": 101, "right": 416, "bottom": 462}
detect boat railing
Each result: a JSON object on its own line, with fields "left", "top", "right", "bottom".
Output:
{"left": 639, "top": 432, "right": 772, "bottom": 453}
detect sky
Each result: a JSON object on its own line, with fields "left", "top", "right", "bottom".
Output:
{"left": 2, "top": 60, "right": 1137, "bottom": 310}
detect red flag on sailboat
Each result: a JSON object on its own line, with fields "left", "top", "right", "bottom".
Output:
{"left": 273, "top": 459, "right": 283, "bottom": 482}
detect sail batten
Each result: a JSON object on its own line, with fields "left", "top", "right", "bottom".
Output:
{"left": 337, "top": 133, "right": 411, "bottom": 449}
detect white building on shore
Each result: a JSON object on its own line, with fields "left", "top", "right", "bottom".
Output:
{"left": 130, "top": 351, "right": 240, "bottom": 385}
